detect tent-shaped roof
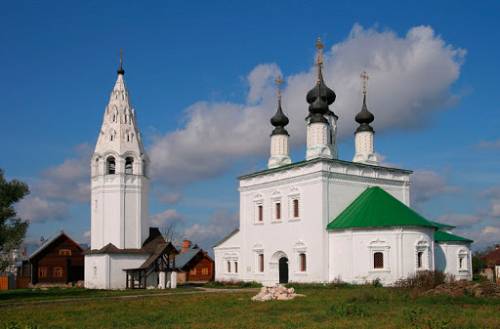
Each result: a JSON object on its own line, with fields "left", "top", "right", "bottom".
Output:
{"left": 434, "top": 230, "right": 473, "bottom": 244}
{"left": 327, "top": 186, "right": 438, "bottom": 231}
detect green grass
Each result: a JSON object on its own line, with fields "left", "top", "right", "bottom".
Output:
{"left": 0, "top": 286, "right": 195, "bottom": 305}
{"left": 1, "top": 286, "right": 499, "bottom": 329}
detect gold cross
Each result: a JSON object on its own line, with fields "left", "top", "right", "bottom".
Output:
{"left": 315, "top": 37, "right": 324, "bottom": 66}
{"left": 360, "top": 71, "right": 369, "bottom": 95}
{"left": 275, "top": 75, "right": 283, "bottom": 99}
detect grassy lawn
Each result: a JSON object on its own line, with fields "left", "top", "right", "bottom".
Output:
{"left": 1, "top": 285, "right": 499, "bottom": 329}
{"left": 0, "top": 286, "right": 196, "bottom": 305}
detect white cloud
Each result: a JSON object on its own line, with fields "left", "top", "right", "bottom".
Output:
{"left": 16, "top": 196, "right": 69, "bottom": 223}
{"left": 155, "top": 191, "right": 183, "bottom": 205}
{"left": 411, "top": 170, "right": 459, "bottom": 205}
{"left": 150, "top": 24, "right": 465, "bottom": 186}
{"left": 34, "top": 143, "right": 91, "bottom": 203}
{"left": 181, "top": 209, "right": 238, "bottom": 250}
{"left": 150, "top": 209, "right": 184, "bottom": 227}
{"left": 437, "top": 213, "right": 481, "bottom": 228}
{"left": 477, "top": 139, "right": 500, "bottom": 149}
{"left": 481, "top": 226, "right": 500, "bottom": 235}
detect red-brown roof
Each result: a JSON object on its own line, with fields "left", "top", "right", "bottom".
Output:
{"left": 482, "top": 247, "right": 500, "bottom": 266}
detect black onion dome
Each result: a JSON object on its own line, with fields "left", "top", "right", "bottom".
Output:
{"left": 355, "top": 94, "right": 375, "bottom": 133}
{"left": 270, "top": 99, "right": 289, "bottom": 136}
{"left": 308, "top": 96, "right": 329, "bottom": 123}
{"left": 306, "top": 70, "right": 336, "bottom": 105}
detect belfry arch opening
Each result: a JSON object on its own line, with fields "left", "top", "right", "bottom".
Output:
{"left": 106, "top": 156, "right": 116, "bottom": 175}
{"left": 125, "top": 157, "right": 134, "bottom": 175}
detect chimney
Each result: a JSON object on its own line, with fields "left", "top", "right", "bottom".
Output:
{"left": 181, "top": 239, "right": 192, "bottom": 253}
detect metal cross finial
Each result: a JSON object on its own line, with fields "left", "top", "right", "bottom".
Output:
{"left": 275, "top": 75, "right": 283, "bottom": 100}
{"left": 119, "top": 49, "right": 123, "bottom": 68}
{"left": 315, "top": 37, "right": 324, "bottom": 66}
{"left": 360, "top": 71, "right": 369, "bottom": 96}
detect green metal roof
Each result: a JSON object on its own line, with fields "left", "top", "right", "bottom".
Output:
{"left": 430, "top": 221, "right": 456, "bottom": 230}
{"left": 327, "top": 186, "right": 438, "bottom": 231}
{"left": 434, "top": 230, "right": 473, "bottom": 244}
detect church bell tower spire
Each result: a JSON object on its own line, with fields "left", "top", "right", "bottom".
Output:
{"left": 353, "top": 71, "right": 378, "bottom": 165}
{"left": 268, "top": 76, "right": 292, "bottom": 169}
{"left": 90, "top": 51, "right": 149, "bottom": 250}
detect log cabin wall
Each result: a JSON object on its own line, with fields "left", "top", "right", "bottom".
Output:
{"left": 185, "top": 253, "right": 214, "bottom": 282}
{"left": 31, "top": 234, "right": 84, "bottom": 285}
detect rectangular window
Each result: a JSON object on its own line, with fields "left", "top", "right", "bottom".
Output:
{"left": 459, "top": 256, "right": 465, "bottom": 269}
{"left": 59, "top": 249, "right": 72, "bottom": 256}
{"left": 299, "top": 253, "right": 306, "bottom": 272}
{"left": 190, "top": 268, "right": 197, "bottom": 275}
{"left": 275, "top": 202, "right": 281, "bottom": 220}
{"left": 201, "top": 268, "right": 209, "bottom": 275}
{"left": 293, "top": 199, "right": 299, "bottom": 218}
{"left": 258, "top": 205, "right": 263, "bottom": 222}
{"left": 258, "top": 254, "right": 264, "bottom": 272}
{"left": 227, "top": 261, "right": 231, "bottom": 273}
{"left": 53, "top": 267, "right": 63, "bottom": 278}
{"left": 234, "top": 262, "right": 238, "bottom": 273}
{"left": 374, "top": 252, "right": 384, "bottom": 269}
{"left": 417, "top": 251, "right": 424, "bottom": 268}
{"left": 38, "top": 266, "right": 48, "bottom": 278}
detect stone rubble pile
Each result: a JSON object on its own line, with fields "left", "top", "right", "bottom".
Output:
{"left": 425, "top": 280, "right": 500, "bottom": 297}
{"left": 251, "top": 284, "right": 303, "bottom": 301}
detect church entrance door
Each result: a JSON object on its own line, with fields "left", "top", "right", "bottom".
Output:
{"left": 279, "top": 257, "right": 289, "bottom": 284}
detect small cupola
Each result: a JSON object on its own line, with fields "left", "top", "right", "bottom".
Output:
{"left": 355, "top": 71, "right": 375, "bottom": 133}
{"left": 270, "top": 76, "right": 289, "bottom": 136}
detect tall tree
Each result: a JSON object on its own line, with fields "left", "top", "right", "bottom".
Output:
{"left": 0, "top": 169, "right": 30, "bottom": 271}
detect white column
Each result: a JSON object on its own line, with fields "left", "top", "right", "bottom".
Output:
{"left": 158, "top": 271, "right": 166, "bottom": 289}
{"left": 170, "top": 271, "right": 177, "bottom": 289}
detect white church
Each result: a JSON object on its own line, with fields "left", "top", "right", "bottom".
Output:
{"left": 213, "top": 39, "right": 473, "bottom": 286}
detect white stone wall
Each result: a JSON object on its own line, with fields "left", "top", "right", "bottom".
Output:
{"left": 214, "top": 159, "right": 411, "bottom": 285}
{"left": 329, "top": 227, "right": 435, "bottom": 285}
{"left": 268, "top": 134, "right": 291, "bottom": 169}
{"left": 353, "top": 131, "right": 378, "bottom": 164}
{"left": 435, "top": 242, "right": 472, "bottom": 280}
{"left": 214, "top": 231, "right": 241, "bottom": 282}
{"left": 85, "top": 254, "right": 149, "bottom": 289}
{"left": 306, "top": 123, "right": 333, "bottom": 160}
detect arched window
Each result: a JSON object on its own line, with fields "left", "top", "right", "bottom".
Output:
{"left": 234, "top": 262, "right": 238, "bottom": 273}
{"left": 106, "top": 157, "right": 116, "bottom": 175}
{"left": 417, "top": 251, "right": 424, "bottom": 269}
{"left": 374, "top": 252, "right": 384, "bottom": 269}
{"left": 125, "top": 157, "right": 133, "bottom": 174}
{"left": 299, "top": 253, "right": 306, "bottom": 272}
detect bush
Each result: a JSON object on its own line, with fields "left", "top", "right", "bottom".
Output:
{"left": 395, "top": 271, "right": 446, "bottom": 291}
{"left": 203, "top": 280, "right": 262, "bottom": 289}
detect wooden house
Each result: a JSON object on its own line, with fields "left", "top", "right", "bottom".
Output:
{"left": 176, "top": 240, "right": 214, "bottom": 283}
{"left": 29, "top": 231, "right": 85, "bottom": 285}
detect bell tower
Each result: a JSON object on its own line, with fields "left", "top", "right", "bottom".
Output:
{"left": 90, "top": 52, "right": 149, "bottom": 250}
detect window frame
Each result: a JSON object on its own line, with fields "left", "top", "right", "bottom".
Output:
{"left": 373, "top": 252, "right": 384, "bottom": 269}
{"left": 299, "top": 253, "right": 307, "bottom": 272}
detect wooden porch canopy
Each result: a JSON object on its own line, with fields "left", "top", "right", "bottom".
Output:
{"left": 124, "top": 241, "right": 179, "bottom": 289}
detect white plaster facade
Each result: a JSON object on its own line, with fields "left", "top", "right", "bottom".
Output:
{"left": 353, "top": 130, "right": 379, "bottom": 165}
{"left": 213, "top": 158, "right": 444, "bottom": 286}
{"left": 268, "top": 134, "right": 291, "bottom": 169}
{"left": 85, "top": 68, "right": 151, "bottom": 290}
{"left": 435, "top": 242, "right": 473, "bottom": 281}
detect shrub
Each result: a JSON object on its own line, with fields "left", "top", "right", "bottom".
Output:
{"left": 395, "top": 271, "right": 446, "bottom": 291}
{"left": 203, "top": 280, "right": 262, "bottom": 289}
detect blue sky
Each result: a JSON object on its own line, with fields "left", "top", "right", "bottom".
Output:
{"left": 1, "top": 1, "right": 499, "bottom": 251}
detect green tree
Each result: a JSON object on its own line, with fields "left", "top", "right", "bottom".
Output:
{"left": 0, "top": 169, "right": 30, "bottom": 271}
